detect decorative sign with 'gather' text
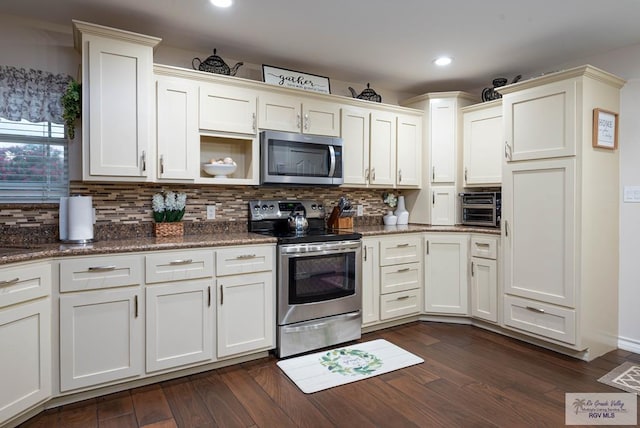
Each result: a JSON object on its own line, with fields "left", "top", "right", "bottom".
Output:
{"left": 262, "top": 64, "right": 331, "bottom": 94}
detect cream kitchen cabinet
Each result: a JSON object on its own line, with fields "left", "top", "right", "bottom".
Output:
{"left": 145, "top": 250, "right": 215, "bottom": 372}
{"left": 155, "top": 75, "right": 199, "bottom": 181}
{"left": 59, "top": 255, "right": 144, "bottom": 391}
{"left": 499, "top": 66, "right": 624, "bottom": 360}
{"left": 462, "top": 100, "right": 503, "bottom": 186}
{"left": 73, "top": 20, "right": 160, "bottom": 181}
{"left": 361, "top": 237, "right": 380, "bottom": 326}
{"left": 378, "top": 234, "right": 423, "bottom": 321}
{"left": 424, "top": 233, "right": 469, "bottom": 315}
{"left": 396, "top": 113, "right": 422, "bottom": 187}
{"left": 341, "top": 106, "right": 371, "bottom": 186}
{"left": 258, "top": 92, "right": 340, "bottom": 136}
{"left": 430, "top": 186, "right": 457, "bottom": 226}
{"left": 0, "top": 263, "right": 51, "bottom": 427}
{"left": 368, "top": 110, "right": 397, "bottom": 187}
{"left": 215, "top": 245, "right": 275, "bottom": 358}
{"left": 199, "top": 82, "right": 257, "bottom": 135}
{"left": 470, "top": 235, "right": 499, "bottom": 323}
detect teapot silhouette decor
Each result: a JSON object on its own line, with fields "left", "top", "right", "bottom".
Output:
{"left": 481, "top": 75, "right": 522, "bottom": 102}
{"left": 192, "top": 49, "right": 243, "bottom": 76}
{"left": 348, "top": 83, "right": 382, "bottom": 103}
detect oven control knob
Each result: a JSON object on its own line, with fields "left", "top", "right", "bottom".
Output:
{"left": 262, "top": 204, "right": 268, "bottom": 211}
{"left": 253, "top": 205, "right": 259, "bottom": 211}
{"left": 311, "top": 204, "right": 316, "bottom": 210}
{"left": 269, "top": 204, "right": 275, "bottom": 210}
{"left": 318, "top": 204, "right": 323, "bottom": 210}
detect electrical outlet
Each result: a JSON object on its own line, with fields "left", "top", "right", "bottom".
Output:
{"left": 206, "top": 205, "right": 216, "bottom": 220}
{"left": 356, "top": 205, "right": 363, "bottom": 216}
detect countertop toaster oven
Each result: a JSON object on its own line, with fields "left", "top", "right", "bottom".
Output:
{"left": 460, "top": 192, "right": 501, "bottom": 227}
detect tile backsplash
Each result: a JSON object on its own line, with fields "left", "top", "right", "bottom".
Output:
{"left": 0, "top": 182, "right": 400, "bottom": 244}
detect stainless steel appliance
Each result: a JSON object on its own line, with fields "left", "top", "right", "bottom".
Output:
{"left": 249, "top": 199, "right": 362, "bottom": 358}
{"left": 260, "top": 130, "right": 344, "bottom": 186}
{"left": 460, "top": 191, "right": 501, "bottom": 227}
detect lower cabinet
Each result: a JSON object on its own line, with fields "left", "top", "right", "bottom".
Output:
{"left": 0, "top": 297, "right": 51, "bottom": 425}
{"left": 361, "top": 237, "right": 380, "bottom": 326}
{"left": 215, "top": 245, "right": 275, "bottom": 359}
{"left": 469, "top": 235, "right": 499, "bottom": 323}
{"left": 59, "top": 287, "right": 143, "bottom": 391}
{"left": 424, "top": 233, "right": 469, "bottom": 315}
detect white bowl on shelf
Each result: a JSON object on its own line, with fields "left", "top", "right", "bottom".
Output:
{"left": 202, "top": 162, "right": 237, "bottom": 178}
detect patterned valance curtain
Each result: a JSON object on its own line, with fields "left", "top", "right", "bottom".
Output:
{"left": 0, "top": 65, "right": 71, "bottom": 124}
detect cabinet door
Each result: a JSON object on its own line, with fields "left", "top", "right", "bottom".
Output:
{"left": 303, "top": 100, "right": 341, "bottom": 136}
{"left": 369, "top": 111, "right": 396, "bottom": 186}
{"left": 361, "top": 238, "right": 380, "bottom": 326}
{"left": 424, "top": 234, "right": 469, "bottom": 314}
{"left": 470, "top": 257, "right": 498, "bottom": 322}
{"left": 502, "top": 158, "right": 576, "bottom": 307}
{"left": 86, "top": 36, "right": 153, "bottom": 178}
{"left": 396, "top": 114, "right": 422, "bottom": 187}
{"left": 341, "top": 107, "right": 370, "bottom": 186}
{"left": 217, "top": 271, "right": 274, "bottom": 358}
{"left": 146, "top": 280, "right": 214, "bottom": 372}
{"left": 200, "top": 83, "right": 257, "bottom": 134}
{"left": 429, "top": 98, "right": 456, "bottom": 183}
{"left": 430, "top": 186, "right": 456, "bottom": 226}
{"left": 258, "top": 93, "right": 300, "bottom": 133}
{"left": 0, "top": 298, "right": 51, "bottom": 425}
{"left": 60, "top": 288, "right": 143, "bottom": 391}
{"left": 463, "top": 104, "right": 502, "bottom": 186}
{"left": 156, "top": 77, "right": 199, "bottom": 180}
{"left": 503, "top": 79, "right": 576, "bottom": 161}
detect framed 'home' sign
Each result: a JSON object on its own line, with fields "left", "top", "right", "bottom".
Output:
{"left": 592, "top": 108, "right": 619, "bottom": 150}
{"left": 262, "top": 64, "right": 331, "bottom": 94}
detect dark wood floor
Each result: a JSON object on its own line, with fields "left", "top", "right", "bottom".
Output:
{"left": 19, "top": 322, "right": 640, "bottom": 427}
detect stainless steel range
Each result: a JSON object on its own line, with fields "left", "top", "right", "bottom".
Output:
{"left": 249, "top": 199, "right": 362, "bottom": 358}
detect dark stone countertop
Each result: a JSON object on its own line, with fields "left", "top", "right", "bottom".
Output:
{"left": 0, "top": 224, "right": 499, "bottom": 266}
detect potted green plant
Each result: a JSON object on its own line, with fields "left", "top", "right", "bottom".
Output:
{"left": 62, "top": 79, "right": 81, "bottom": 140}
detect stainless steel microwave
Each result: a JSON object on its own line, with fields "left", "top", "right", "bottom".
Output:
{"left": 260, "top": 130, "right": 343, "bottom": 185}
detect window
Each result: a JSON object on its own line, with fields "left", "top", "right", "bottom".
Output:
{"left": 0, "top": 117, "right": 68, "bottom": 203}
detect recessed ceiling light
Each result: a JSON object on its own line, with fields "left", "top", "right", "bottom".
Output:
{"left": 434, "top": 56, "right": 453, "bottom": 66}
{"left": 210, "top": 0, "right": 233, "bottom": 7}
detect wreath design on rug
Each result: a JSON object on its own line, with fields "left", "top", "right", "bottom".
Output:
{"left": 319, "top": 348, "right": 383, "bottom": 376}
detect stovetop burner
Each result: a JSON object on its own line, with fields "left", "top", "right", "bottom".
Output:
{"left": 248, "top": 199, "right": 361, "bottom": 244}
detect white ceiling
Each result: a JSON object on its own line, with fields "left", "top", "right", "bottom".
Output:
{"left": 3, "top": 0, "right": 640, "bottom": 94}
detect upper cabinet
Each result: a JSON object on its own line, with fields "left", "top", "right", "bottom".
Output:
{"left": 396, "top": 114, "right": 422, "bottom": 187}
{"left": 73, "top": 20, "right": 161, "bottom": 181}
{"left": 429, "top": 97, "right": 457, "bottom": 183}
{"left": 501, "top": 78, "right": 576, "bottom": 161}
{"left": 369, "top": 110, "right": 397, "bottom": 187}
{"left": 462, "top": 100, "right": 503, "bottom": 187}
{"left": 258, "top": 92, "right": 340, "bottom": 136}
{"left": 200, "top": 82, "right": 257, "bottom": 135}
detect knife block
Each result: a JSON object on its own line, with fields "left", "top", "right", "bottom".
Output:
{"left": 328, "top": 207, "right": 353, "bottom": 229}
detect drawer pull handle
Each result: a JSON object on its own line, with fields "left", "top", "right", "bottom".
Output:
{"left": 169, "top": 259, "right": 193, "bottom": 265}
{"left": 220, "top": 284, "right": 224, "bottom": 305}
{"left": 0, "top": 277, "right": 19, "bottom": 287}
{"left": 88, "top": 266, "right": 117, "bottom": 272}
{"left": 236, "top": 254, "right": 256, "bottom": 260}
{"left": 134, "top": 295, "right": 138, "bottom": 318}
{"left": 475, "top": 243, "right": 490, "bottom": 247}
{"left": 397, "top": 295, "right": 410, "bottom": 301}
{"left": 396, "top": 243, "right": 409, "bottom": 248}
{"left": 526, "top": 306, "right": 545, "bottom": 314}
{"left": 397, "top": 268, "right": 410, "bottom": 273}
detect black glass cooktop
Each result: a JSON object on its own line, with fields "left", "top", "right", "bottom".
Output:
{"left": 254, "top": 228, "right": 362, "bottom": 245}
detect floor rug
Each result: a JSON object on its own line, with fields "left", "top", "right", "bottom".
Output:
{"left": 598, "top": 361, "right": 640, "bottom": 395}
{"left": 276, "top": 339, "right": 424, "bottom": 394}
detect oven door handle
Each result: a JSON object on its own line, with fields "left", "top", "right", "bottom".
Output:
{"left": 279, "top": 241, "right": 361, "bottom": 255}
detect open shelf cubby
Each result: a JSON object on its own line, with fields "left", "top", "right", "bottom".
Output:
{"left": 198, "top": 134, "right": 259, "bottom": 184}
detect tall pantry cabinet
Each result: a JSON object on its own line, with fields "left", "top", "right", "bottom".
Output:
{"left": 499, "top": 65, "right": 625, "bottom": 361}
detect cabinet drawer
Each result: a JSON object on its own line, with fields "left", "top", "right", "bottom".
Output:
{"left": 0, "top": 262, "right": 51, "bottom": 308}
{"left": 216, "top": 245, "right": 274, "bottom": 276}
{"left": 60, "top": 254, "right": 142, "bottom": 292}
{"left": 380, "top": 262, "right": 421, "bottom": 295}
{"left": 379, "top": 235, "right": 422, "bottom": 266}
{"left": 503, "top": 295, "right": 576, "bottom": 345}
{"left": 380, "top": 289, "right": 421, "bottom": 320}
{"left": 470, "top": 236, "right": 498, "bottom": 259}
{"left": 145, "top": 250, "right": 214, "bottom": 284}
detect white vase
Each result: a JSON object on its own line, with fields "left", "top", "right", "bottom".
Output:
{"left": 395, "top": 196, "right": 409, "bottom": 225}
{"left": 383, "top": 210, "right": 397, "bottom": 225}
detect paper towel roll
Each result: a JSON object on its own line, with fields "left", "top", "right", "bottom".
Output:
{"left": 67, "top": 196, "right": 94, "bottom": 242}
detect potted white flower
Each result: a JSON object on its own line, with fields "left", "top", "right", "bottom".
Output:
{"left": 152, "top": 191, "right": 187, "bottom": 237}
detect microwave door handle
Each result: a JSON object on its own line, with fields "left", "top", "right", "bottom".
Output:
{"left": 328, "top": 145, "right": 336, "bottom": 177}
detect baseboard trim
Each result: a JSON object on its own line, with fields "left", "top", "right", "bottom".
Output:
{"left": 618, "top": 336, "right": 640, "bottom": 354}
